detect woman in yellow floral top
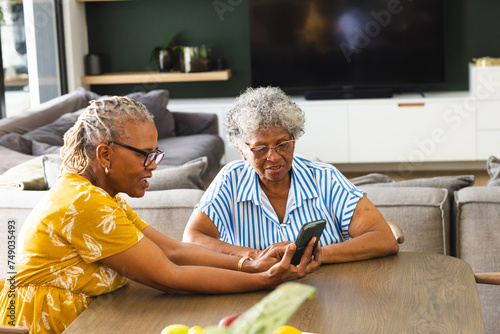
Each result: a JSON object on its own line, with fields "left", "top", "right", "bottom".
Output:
{"left": 0, "top": 96, "right": 321, "bottom": 333}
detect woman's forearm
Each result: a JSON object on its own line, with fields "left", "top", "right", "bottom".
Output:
{"left": 168, "top": 240, "right": 256, "bottom": 272}
{"left": 154, "top": 265, "right": 271, "bottom": 294}
{"left": 183, "top": 227, "right": 260, "bottom": 259}
{"left": 321, "top": 230, "right": 399, "bottom": 263}
{"left": 142, "top": 226, "right": 255, "bottom": 272}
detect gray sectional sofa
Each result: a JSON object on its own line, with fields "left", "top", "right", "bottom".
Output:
{"left": 0, "top": 89, "right": 499, "bottom": 333}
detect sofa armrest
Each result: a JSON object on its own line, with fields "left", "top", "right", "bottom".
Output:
{"left": 454, "top": 186, "right": 500, "bottom": 270}
{"left": 455, "top": 186, "right": 500, "bottom": 333}
{"left": 171, "top": 111, "right": 219, "bottom": 136}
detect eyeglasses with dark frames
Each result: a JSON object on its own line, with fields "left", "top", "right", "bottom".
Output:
{"left": 245, "top": 140, "right": 296, "bottom": 159}
{"left": 107, "top": 141, "right": 165, "bottom": 167}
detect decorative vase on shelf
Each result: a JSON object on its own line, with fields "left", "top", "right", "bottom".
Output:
{"left": 179, "top": 44, "right": 212, "bottom": 73}
{"left": 150, "top": 33, "right": 177, "bottom": 72}
{"left": 157, "top": 49, "right": 174, "bottom": 72}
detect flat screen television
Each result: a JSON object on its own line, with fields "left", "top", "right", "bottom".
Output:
{"left": 249, "top": 0, "right": 445, "bottom": 99}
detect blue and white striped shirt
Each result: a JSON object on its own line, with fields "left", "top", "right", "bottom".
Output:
{"left": 197, "top": 155, "right": 364, "bottom": 250}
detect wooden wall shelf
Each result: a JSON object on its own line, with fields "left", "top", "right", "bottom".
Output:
{"left": 81, "top": 69, "right": 231, "bottom": 85}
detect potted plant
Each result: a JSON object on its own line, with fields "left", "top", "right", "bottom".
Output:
{"left": 150, "top": 33, "right": 177, "bottom": 72}
{"left": 179, "top": 44, "right": 212, "bottom": 73}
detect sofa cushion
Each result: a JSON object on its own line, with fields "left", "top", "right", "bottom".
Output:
{"left": 349, "top": 173, "right": 395, "bottom": 186}
{"left": 22, "top": 109, "right": 84, "bottom": 146}
{"left": 148, "top": 157, "right": 207, "bottom": 191}
{"left": 0, "top": 132, "right": 32, "bottom": 154}
{"left": 360, "top": 186, "right": 450, "bottom": 254}
{"left": 0, "top": 155, "right": 49, "bottom": 190}
{"left": 0, "top": 88, "right": 97, "bottom": 137}
{"left": 368, "top": 175, "right": 475, "bottom": 195}
{"left": 158, "top": 134, "right": 224, "bottom": 186}
{"left": 32, "top": 141, "right": 61, "bottom": 156}
{"left": 0, "top": 132, "right": 62, "bottom": 157}
{"left": 0, "top": 146, "right": 34, "bottom": 175}
{"left": 125, "top": 90, "right": 175, "bottom": 139}
{"left": 485, "top": 155, "right": 500, "bottom": 186}
{"left": 42, "top": 154, "right": 63, "bottom": 189}
{"left": 367, "top": 175, "right": 474, "bottom": 256}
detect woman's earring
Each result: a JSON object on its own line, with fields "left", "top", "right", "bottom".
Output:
{"left": 105, "top": 167, "right": 109, "bottom": 175}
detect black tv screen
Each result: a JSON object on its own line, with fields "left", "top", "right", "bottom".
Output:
{"left": 249, "top": 0, "right": 445, "bottom": 98}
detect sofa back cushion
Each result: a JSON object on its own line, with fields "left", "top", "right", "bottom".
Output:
{"left": 0, "top": 88, "right": 98, "bottom": 138}
{"left": 454, "top": 186, "right": 500, "bottom": 334}
{"left": 361, "top": 186, "right": 450, "bottom": 254}
{"left": 22, "top": 109, "right": 84, "bottom": 146}
{"left": 126, "top": 90, "right": 175, "bottom": 139}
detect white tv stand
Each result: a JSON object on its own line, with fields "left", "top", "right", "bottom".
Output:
{"left": 168, "top": 65, "right": 500, "bottom": 173}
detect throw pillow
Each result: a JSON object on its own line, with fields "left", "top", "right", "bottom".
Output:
{"left": 32, "top": 141, "right": 62, "bottom": 156}
{"left": 126, "top": 90, "right": 175, "bottom": 139}
{"left": 0, "top": 155, "right": 48, "bottom": 190}
{"left": 0, "top": 133, "right": 32, "bottom": 154}
{"left": 485, "top": 155, "right": 500, "bottom": 186}
{"left": 367, "top": 175, "right": 475, "bottom": 194}
{"left": 0, "top": 88, "right": 92, "bottom": 137}
{"left": 147, "top": 156, "right": 207, "bottom": 191}
{"left": 22, "top": 109, "right": 84, "bottom": 147}
{"left": 42, "top": 154, "right": 63, "bottom": 189}
{"left": 349, "top": 173, "right": 395, "bottom": 186}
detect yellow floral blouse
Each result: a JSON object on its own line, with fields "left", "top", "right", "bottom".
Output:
{"left": 0, "top": 173, "right": 148, "bottom": 333}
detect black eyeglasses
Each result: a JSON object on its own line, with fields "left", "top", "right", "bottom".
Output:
{"left": 245, "top": 140, "right": 296, "bottom": 159}
{"left": 108, "top": 141, "right": 165, "bottom": 167}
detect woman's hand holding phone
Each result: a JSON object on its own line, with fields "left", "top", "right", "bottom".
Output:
{"left": 263, "top": 237, "right": 322, "bottom": 287}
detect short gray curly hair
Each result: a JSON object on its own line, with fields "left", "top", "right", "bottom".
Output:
{"left": 224, "top": 86, "right": 305, "bottom": 149}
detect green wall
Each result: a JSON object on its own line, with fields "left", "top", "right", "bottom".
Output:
{"left": 85, "top": 0, "right": 500, "bottom": 98}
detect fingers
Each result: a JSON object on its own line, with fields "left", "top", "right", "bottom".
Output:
{"left": 313, "top": 241, "right": 322, "bottom": 263}
{"left": 283, "top": 242, "right": 296, "bottom": 264}
{"left": 262, "top": 242, "right": 293, "bottom": 260}
{"left": 306, "top": 243, "right": 322, "bottom": 274}
{"left": 295, "top": 237, "right": 319, "bottom": 276}
{"left": 260, "top": 247, "right": 270, "bottom": 257}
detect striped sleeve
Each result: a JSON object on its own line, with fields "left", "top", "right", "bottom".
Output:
{"left": 197, "top": 161, "right": 245, "bottom": 244}
{"left": 328, "top": 167, "right": 364, "bottom": 240}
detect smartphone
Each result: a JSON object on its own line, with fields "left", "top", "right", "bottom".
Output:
{"left": 290, "top": 219, "right": 326, "bottom": 265}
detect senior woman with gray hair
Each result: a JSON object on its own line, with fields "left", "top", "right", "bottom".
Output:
{"left": 184, "top": 86, "right": 399, "bottom": 270}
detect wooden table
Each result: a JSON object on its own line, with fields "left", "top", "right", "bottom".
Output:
{"left": 65, "top": 252, "right": 484, "bottom": 333}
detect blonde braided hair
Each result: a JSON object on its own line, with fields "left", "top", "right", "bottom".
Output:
{"left": 61, "top": 96, "right": 153, "bottom": 174}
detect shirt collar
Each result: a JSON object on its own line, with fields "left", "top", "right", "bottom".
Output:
{"left": 235, "top": 155, "right": 319, "bottom": 206}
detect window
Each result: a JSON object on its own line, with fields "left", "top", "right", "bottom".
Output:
{"left": 0, "top": 0, "right": 66, "bottom": 118}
